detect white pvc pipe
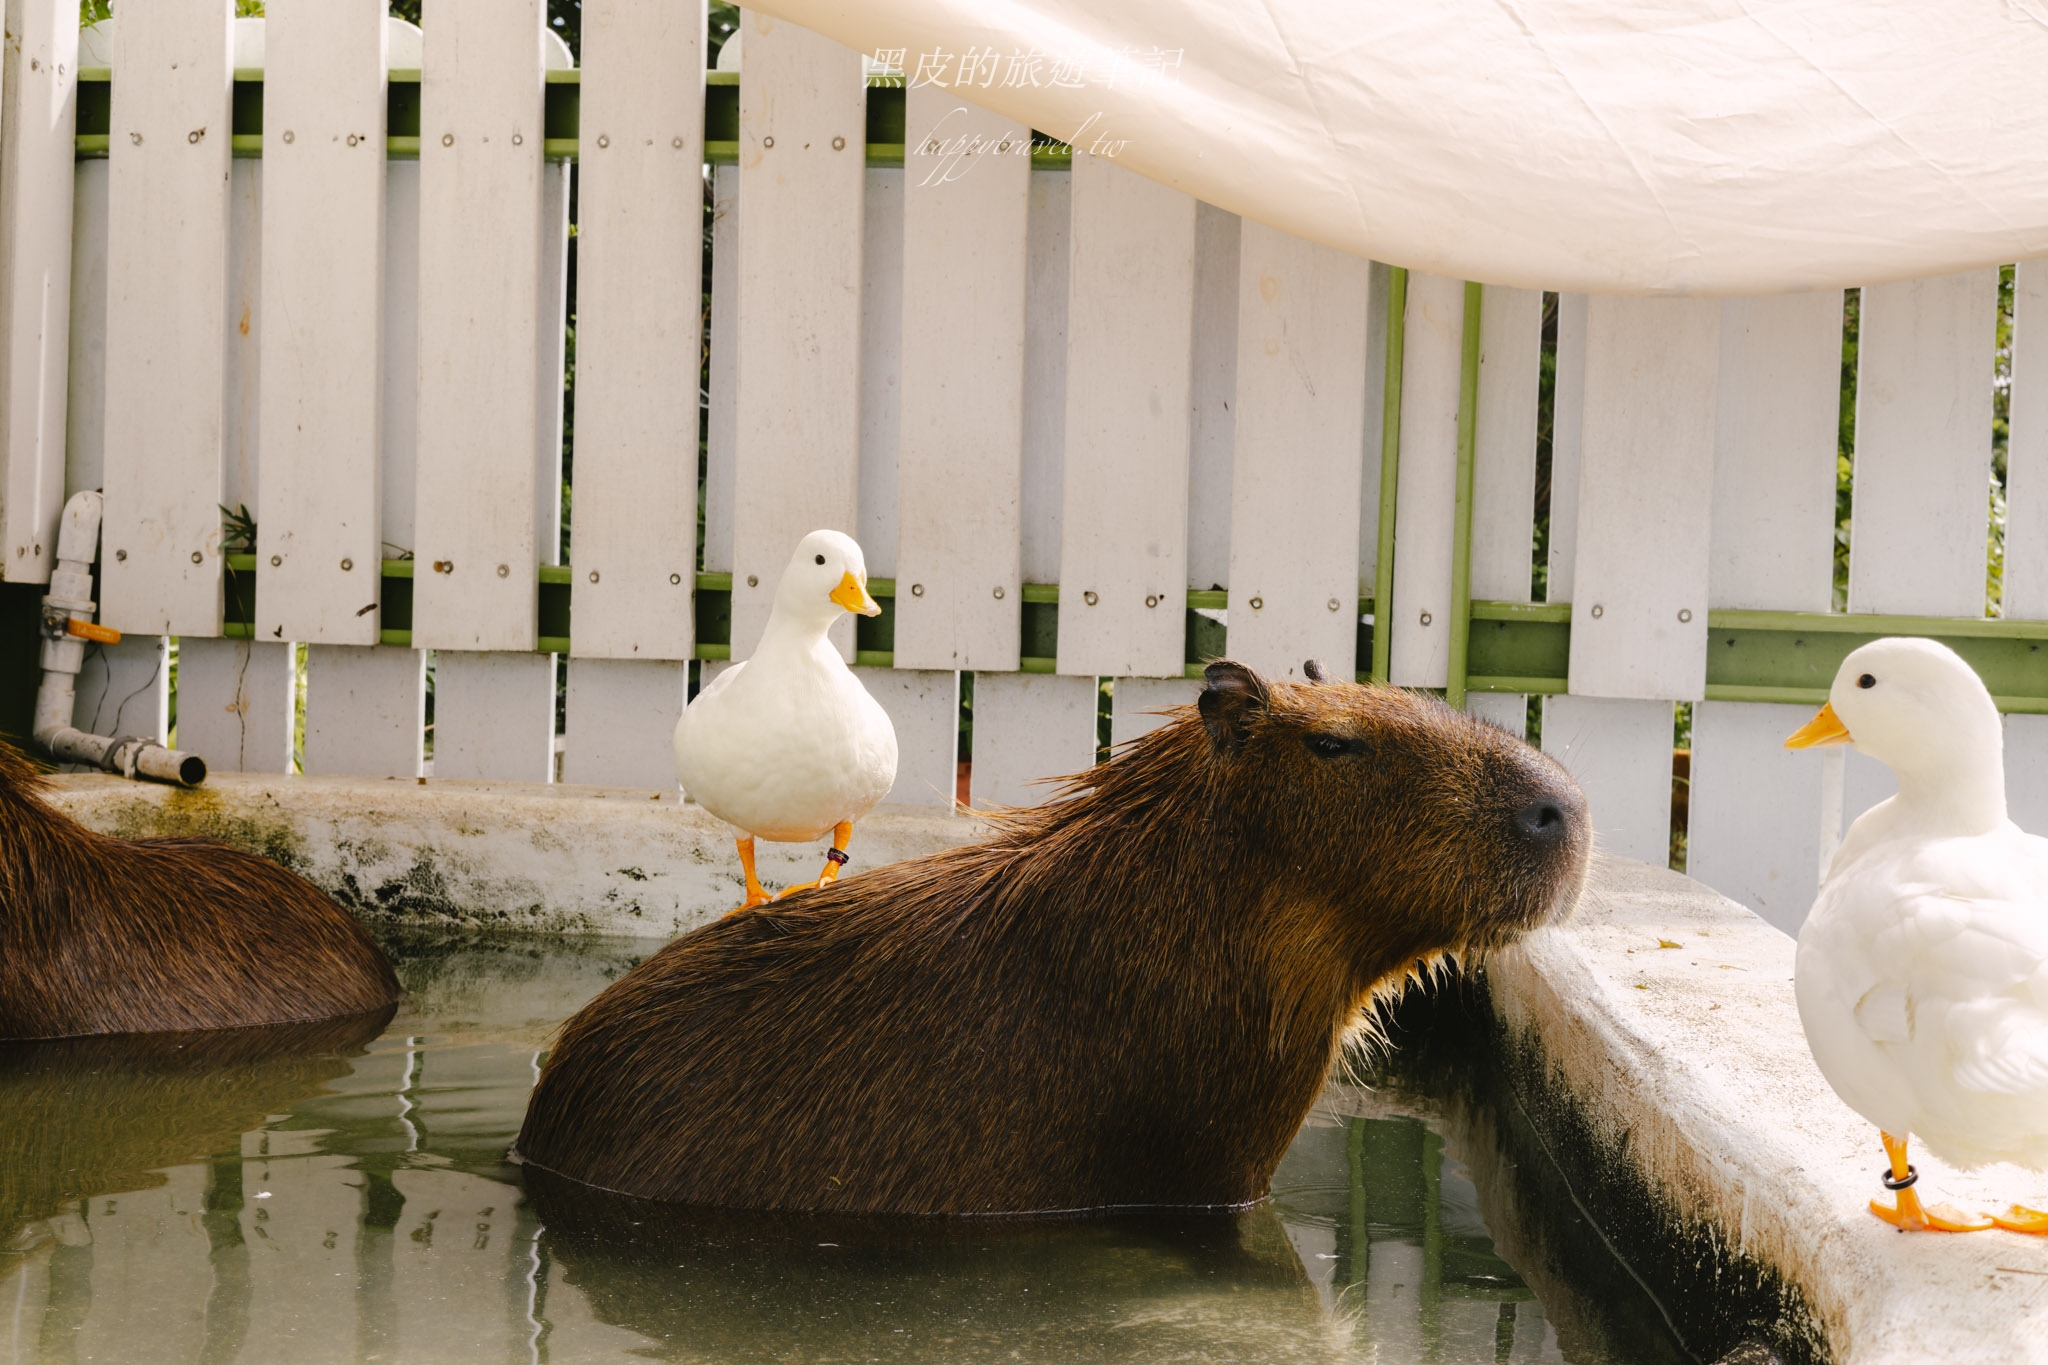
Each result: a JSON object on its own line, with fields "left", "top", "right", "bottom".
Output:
{"left": 32, "top": 490, "right": 207, "bottom": 787}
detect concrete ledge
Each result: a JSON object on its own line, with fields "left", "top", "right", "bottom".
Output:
{"left": 1493, "top": 854, "right": 2048, "bottom": 1364}
{"left": 43, "top": 773, "right": 988, "bottom": 937}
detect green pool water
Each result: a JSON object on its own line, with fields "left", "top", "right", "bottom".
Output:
{"left": 1, "top": 932, "right": 1689, "bottom": 1364}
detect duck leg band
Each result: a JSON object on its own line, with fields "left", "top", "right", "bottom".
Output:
{"left": 824, "top": 848, "right": 850, "bottom": 867}
{"left": 1881, "top": 1165, "right": 1919, "bottom": 1191}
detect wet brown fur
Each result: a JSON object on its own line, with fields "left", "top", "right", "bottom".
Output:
{"left": 517, "top": 663, "right": 1590, "bottom": 1215}
{"left": 0, "top": 743, "right": 400, "bottom": 1039}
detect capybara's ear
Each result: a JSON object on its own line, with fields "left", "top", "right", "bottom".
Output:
{"left": 1199, "top": 661, "right": 1270, "bottom": 754}
{"left": 1302, "top": 659, "right": 1326, "bottom": 683}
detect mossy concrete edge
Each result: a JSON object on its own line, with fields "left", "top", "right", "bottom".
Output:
{"left": 1490, "top": 854, "right": 2048, "bottom": 1364}
{"left": 41, "top": 772, "right": 988, "bottom": 937}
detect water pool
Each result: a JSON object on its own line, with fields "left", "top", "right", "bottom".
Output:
{"left": 1, "top": 932, "right": 1689, "bottom": 1364}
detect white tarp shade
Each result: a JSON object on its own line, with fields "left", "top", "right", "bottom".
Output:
{"left": 751, "top": 0, "right": 2048, "bottom": 296}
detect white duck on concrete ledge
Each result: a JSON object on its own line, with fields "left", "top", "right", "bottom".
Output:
{"left": 675, "top": 530, "right": 898, "bottom": 912}
{"left": 1788, "top": 637, "right": 2048, "bottom": 1234}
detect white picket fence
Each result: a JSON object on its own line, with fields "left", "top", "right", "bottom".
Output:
{"left": 1, "top": 1, "right": 2043, "bottom": 935}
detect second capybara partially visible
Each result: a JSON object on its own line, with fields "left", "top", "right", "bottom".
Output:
{"left": 0, "top": 742, "right": 399, "bottom": 1039}
{"left": 517, "top": 661, "right": 1590, "bottom": 1215}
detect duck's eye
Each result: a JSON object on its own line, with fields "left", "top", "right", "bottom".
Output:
{"left": 815, "top": 554, "right": 826, "bottom": 565}
{"left": 1305, "top": 734, "right": 1356, "bottom": 759}
{"left": 1858, "top": 673, "right": 1876, "bottom": 689}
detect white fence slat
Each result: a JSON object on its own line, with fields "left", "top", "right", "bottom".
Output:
{"left": 729, "top": 14, "right": 865, "bottom": 658}
{"left": 562, "top": 657, "right": 687, "bottom": 789}
{"left": 1019, "top": 168, "right": 1069, "bottom": 585}
{"left": 256, "top": 0, "right": 385, "bottom": 647}
{"left": 1388, "top": 272, "right": 1464, "bottom": 687}
{"left": 536, "top": 158, "right": 569, "bottom": 565}
{"left": 1689, "top": 701, "right": 1826, "bottom": 935}
{"left": 1358, "top": 260, "right": 1391, "bottom": 599}
{"left": 175, "top": 636, "right": 293, "bottom": 774}
{"left": 1541, "top": 694, "right": 1671, "bottom": 866}
{"left": 1707, "top": 292, "right": 1841, "bottom": 612}
{"left": 571, "top": 0, "right": 702, "bottom": 659}
{"left": 1466, "top": 692, "right": 1524, "bottom": 738}
{"left": 1226, "top": 222, "right": 1370, "bottom": 681}
{"left": 1687, "top": 292, "right": 1843, "bottom": 929}
{"left": 1567, "top": 296, "right": 1719, "bottom": 700}
{"left": 304, "top": 643, "right": 423, "bottom": 778}
{"left": 1470, "top": 285, "right": 1542, "bottom": 603}
{"left": 894, "top": 90, "right": 1029, "bottom": 671}
{"left": 1545, "top": 293, "right": 1588, "bottom": 603}
{"left": 2006, "top": 260, "right": 2048, "bottom": 619}
{"left": 64, "top": 158, "right": 107, "bottom": 498}
{"left": 969, "top": 670, "right": 1095, "bottom": 808}
{"left": 854, "top": 666, "right": 957, "bottom": 807}
{"left": 431, "top": 650, "right": 554, "bottom": 782}
{"left": 100, "top": 0, "right": 232, "bottom": 636}
{"left": 856, "top": 166, "right": 902, "bottom": 577}
{"left": 1187, "top": 202, "right": 1239, "bottom": 593}
{"left": 2007, "top": 715, "right": 2048, "bottom": 836}
{"left": 381, "top": 158, "right": 420, "bottom": 558}
{"left": 1849, "top": 269, "right": 1998, "bottom": 617}
{"left": 411, "top": 0, "right": 544, "bottom": 651}
{"left": 0, "top": 0, "right": 79, "bottom": 582}
{"left": 1111, "top": 676, "right": 1199, "bottom": 748}
{"left": 1056, "top": 151, "right": 1194, "bottom": 678}
{"left": 71, "top": 635, "right": 169, "bottom": 743}
{"left": 702, "top": 162, "right": 738, "bottom": 574}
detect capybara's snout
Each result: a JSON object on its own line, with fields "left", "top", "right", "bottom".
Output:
{"left": 1478, "top": 740, "right": 1591, "bottom": 930}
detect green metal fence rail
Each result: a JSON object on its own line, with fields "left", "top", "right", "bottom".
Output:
{"left": 210, "top": 556, "right": 2048, "bottom": 709}
{"left": 71, "top": 68, "right": 1080, "bottom": 167}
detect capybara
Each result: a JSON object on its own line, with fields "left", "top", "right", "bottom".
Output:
{"left": 0, "top": 742, "right": 400, "bottom": 1038}
{"left": 516, "top": 661, "right": 1591, "bottom": 1214}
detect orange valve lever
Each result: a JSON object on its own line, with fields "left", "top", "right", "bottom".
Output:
{"left": 65, "top": 619, "right": 121, "bottom": 645}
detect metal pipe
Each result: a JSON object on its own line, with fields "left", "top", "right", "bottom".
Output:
{"left": 30, "top": 490, "right": 207, "bottom": 787}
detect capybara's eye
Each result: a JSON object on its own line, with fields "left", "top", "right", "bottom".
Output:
{"left": 1858, "top": 673, "right": 1876, "bottom": 689}
{"left": 1305, "top": 733, "right": 1354, "bottom": 759}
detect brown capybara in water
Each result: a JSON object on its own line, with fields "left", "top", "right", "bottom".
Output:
{"left": 516, "top": 660, "right": 1590, "bottom": 1215}
{"left": 0, "top": 742, "right": 399, "bottom": 1039}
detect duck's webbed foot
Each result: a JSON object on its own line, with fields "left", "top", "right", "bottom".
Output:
{"left": 773, "top": 820, "right": 855, "bottom": 901}
{"left": 1989, "top": 1206, "right": 2048, "bottom": 1234}
{"left": 1869, "top": 1133, "right": 1992, "bottom": 1232}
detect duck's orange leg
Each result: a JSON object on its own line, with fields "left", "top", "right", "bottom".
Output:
{"left": 728, "top": 837, "right": 772, "bottom": 914}
{"left": 774, "top": 821, "right": 854, "bottom": 901}
{"left": 1870, "top": 1132, "right": 1991, "bottom": 1232}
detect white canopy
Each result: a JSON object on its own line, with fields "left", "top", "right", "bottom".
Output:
{"left": 755, "top": 0, "right": 2048, "bottom": 295}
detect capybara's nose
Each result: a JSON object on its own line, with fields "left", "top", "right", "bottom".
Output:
{"left": 1513, "top": 797, "right": 1570, "bottom": 846}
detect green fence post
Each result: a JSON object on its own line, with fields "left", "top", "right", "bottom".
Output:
{"left": 1370, "top": 268, "right": 1409, "bottom": 684}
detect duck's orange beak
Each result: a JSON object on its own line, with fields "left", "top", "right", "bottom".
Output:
{"left": 830, "top": 571, "right": 881, "bottom": 617}
{"left": 1785, "top": 702, "right": 1852, "bottom": 749}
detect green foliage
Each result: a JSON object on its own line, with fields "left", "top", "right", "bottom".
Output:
{"left": 1835, "top": 289, "right": 1858, "bottom": 611}
{"left": 1530, "top": 292, "right": 1559, "bottom": 601}
{"left": 1989, "top": 263, "right": 2015, "bottom": 616}
{"left": 219, "top": 503, "right": 257, "bottom": 555}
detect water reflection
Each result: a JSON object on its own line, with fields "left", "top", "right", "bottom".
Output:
{"left": 0, "top": 932, "right": 1684, "bottom": 1364}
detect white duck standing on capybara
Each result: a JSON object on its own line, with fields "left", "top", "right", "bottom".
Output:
{"left": 677, "top": 530, "right": 897, "bottom": 911}
{"left": 1787, "top": 637, "right": 2048, "bottom": 1233}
